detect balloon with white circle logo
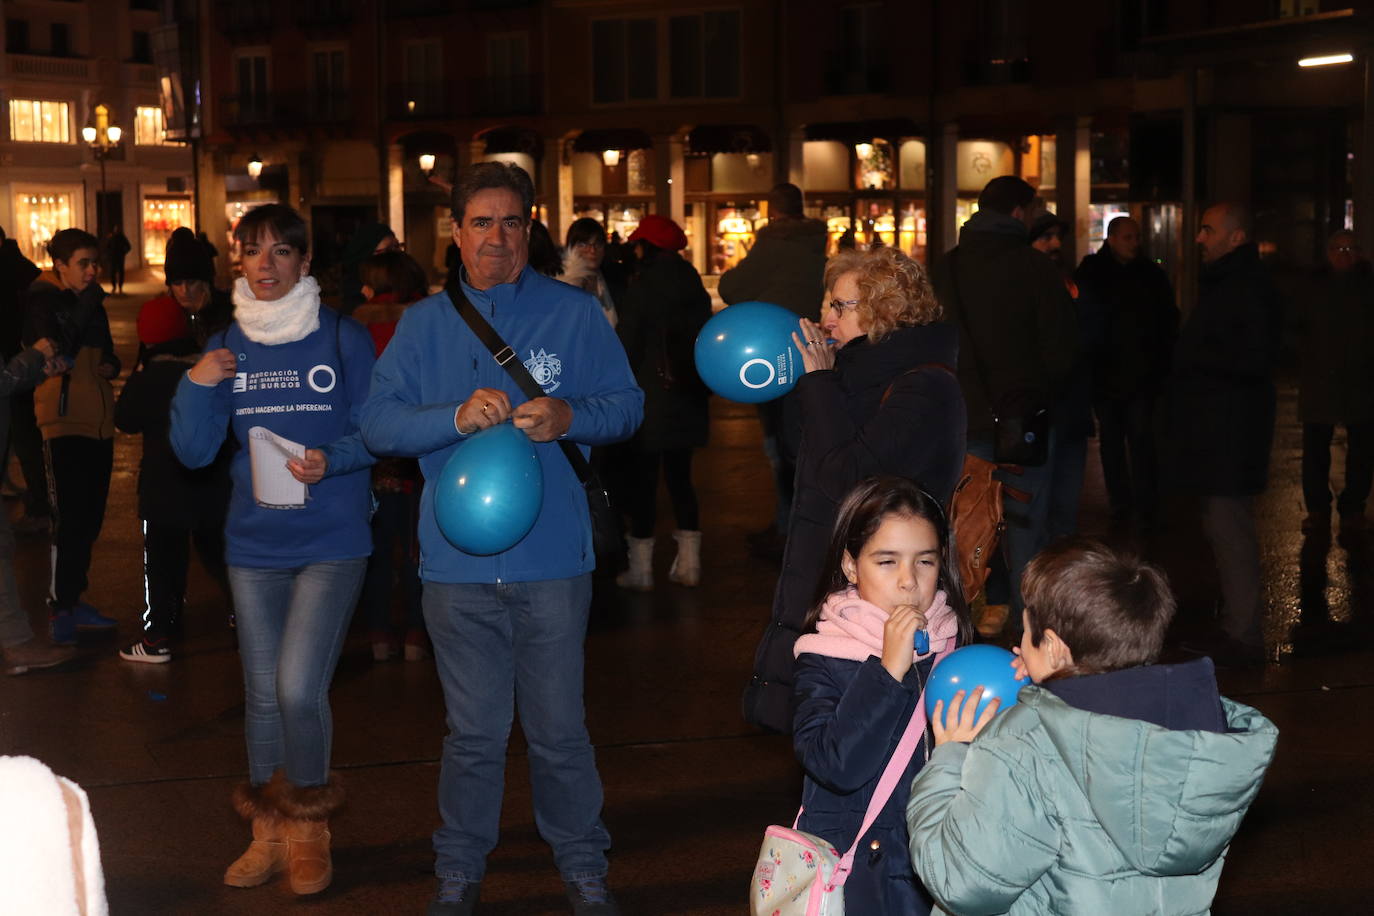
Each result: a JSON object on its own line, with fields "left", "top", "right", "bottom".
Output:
{"left": 693, "top": 301, "right": 803, "bottom": 403}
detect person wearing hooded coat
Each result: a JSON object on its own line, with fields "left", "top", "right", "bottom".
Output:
{"left": 742, "top": 246, "right": 966, "bottom": 734}
{"left": 613, "top": 214, "right": 712, "bottom": 591}
{"left": 338, "top": 222, "right": 399, "bottom": 315}
{"left": 116, "top": 228, "right": 234, "bottom": 663}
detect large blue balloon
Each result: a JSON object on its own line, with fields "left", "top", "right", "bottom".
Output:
{"left": 924, "top": 644, "right": 1025, "bottom": 722}
{"left": 694, "top": 301, "right": 803, "bottom": 403}
{"left": 434, "top": 423, "right": 543, "bottom": 556}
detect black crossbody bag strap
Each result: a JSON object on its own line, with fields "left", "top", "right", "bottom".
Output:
{"left": 446, "top": 284, "right": 605, "bottom": 500}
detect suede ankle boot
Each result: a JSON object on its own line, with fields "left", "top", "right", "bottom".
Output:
{"left": 668, "top": 530, "right": 701, "bottom": 586}
{"left": 266, "top": 773, "right": 345, "bottom": 895}
{"left": 223, "top": 780, "right": 287, "bottom": 888}
{"left": 615, "top": 536, "right": 655, "bottom": 591}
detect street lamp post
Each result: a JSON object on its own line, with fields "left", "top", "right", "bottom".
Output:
{"left": 82, "top": 112, "right": 122, "bottom": 237}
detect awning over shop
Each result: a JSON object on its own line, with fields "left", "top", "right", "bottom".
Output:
{"left": 480, "top": 126, "right": 543, "bottom": 158}
{"left": 572, "top": 128, "right": 653, "bottom": 153}
{"left": 686, "top": 124, "right": 771, "bottom": 156}
{"left": 804, "top": 118, "right": 922, "bottom": 144}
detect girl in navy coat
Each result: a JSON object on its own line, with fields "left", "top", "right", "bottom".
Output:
{"left": 791, "top": 476, "right": 971, "bottom": 914}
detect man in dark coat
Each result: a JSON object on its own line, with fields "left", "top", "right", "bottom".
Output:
{"left": 1298, "top": 230, "right": 1374, "bottom": 534}
{"left": 1, "top": 228, "right": 52, "bottom": 532}
{"left": 1173, "top": 202, "right": 1281, "bottom": 665}
{"left": 102, "top": 225, "right": 132, "bottom": 295}
{"left": 1074, "top": 216, "right": 1178, "bottom": 525}
{"left": 719, "top": 183, "right": 828, "bottom": 558}
{"left": 931, "top": 176, "right": 1079, "bottom": 622}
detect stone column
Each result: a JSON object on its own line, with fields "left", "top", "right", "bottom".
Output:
{"left": 654, "top": 132, "right": 685, "bottom": 222}
{"left": 926, "top": 123, "right": 959, "bottom": 259}
{"left": 387, "top": 143, "right": 406, "bottom": 243}
{"left": 1055, "top": 116, "right": 1093, "bottom": 268}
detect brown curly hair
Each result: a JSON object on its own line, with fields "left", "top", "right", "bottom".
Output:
{"left": 823, "top": 247, "right": 942, "bottom": 343}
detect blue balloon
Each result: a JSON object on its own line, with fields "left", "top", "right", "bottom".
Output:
{"left": 693, "top": 301, "right": 804, "bottom": 403}
{"left": 434, "top": 423, "right": 543, "bottom": 556}
{"left": 924, "top": 644, "right": 1025, "bottom": 722}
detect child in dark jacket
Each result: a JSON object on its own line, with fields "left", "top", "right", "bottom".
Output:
{"left": 908, "top": 538, "right": 1278, "bottom": 915}
{"left": 788, "top": 476, "right": 971, "bottom": 915}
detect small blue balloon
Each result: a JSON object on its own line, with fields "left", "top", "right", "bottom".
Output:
{"left": 434, "top": 423, "right": 544, "bottom": 556}
{"left": 693, "top": 301, "right": 804, "bottom": 403}
{"left": 925, "top": 644, "right": 1024, "bottom": 722}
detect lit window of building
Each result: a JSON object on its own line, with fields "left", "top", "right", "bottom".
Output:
{"left": 9, "top": 100, "right": 72, "bottom": 144}
{"left": 134, "top": 106, "right": 171, "bottom": 146}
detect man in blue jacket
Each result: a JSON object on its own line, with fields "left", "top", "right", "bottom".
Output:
{"left": 361, "top": 163, "right": 642, "bottom": 916}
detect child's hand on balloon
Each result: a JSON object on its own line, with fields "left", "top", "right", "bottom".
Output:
{"left": 931, "top": 686, "right": 1000, "bottom": 746}
{"left": 1010, "top": 646, "right": 1029, "bottom": 681}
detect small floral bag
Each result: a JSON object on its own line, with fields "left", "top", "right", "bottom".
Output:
{"left": 748, "top": 659, "right": 942, "bottom": 916}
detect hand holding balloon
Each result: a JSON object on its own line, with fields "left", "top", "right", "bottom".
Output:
{"left": 456, "top": 388, "right": 512, "bottom": 435}
{"left": 512, "top": 397, "right": 572, "bottom": 442}
{"left": 881, "top": 604, "right": 926, "bottom": 682}
{"left": 931, "top": 686, "right": 1000, "bottom": 746}
{"left": 791, "top": 317, "right": 835, "bottom": 374}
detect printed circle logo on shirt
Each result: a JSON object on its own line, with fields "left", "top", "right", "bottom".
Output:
{"left": 307, "top": 364, "right": 337, "bottom": 393}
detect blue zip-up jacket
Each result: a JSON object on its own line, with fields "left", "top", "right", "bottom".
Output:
{"left": 360, "top": 266, "right": 643, "bottom": 583}
{"left": 170, "top": 306, "right": 376, "bottom": 568}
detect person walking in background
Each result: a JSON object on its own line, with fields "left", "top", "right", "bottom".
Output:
{"left": 352, "top": 248, "right": 430, "bottom": 662}
{"left": 362, "top": 162, "right": 641, "bottom": 915}
{"left": 23, "top": 229, "right": 121, "bottom": 645}
{"left": 172, "top": 204, "right": 376, "bottom": 896}
{"left": 102, "top": 225, "right": 131, "bottom": 296}
{"left": 718, "top": 183, "right": 827, "bottom": 561}
{"left": 1075, "top": 216, "right": 1177, "bottom": 529}
{"left": 1297, "top": 229, "right": 1374, "bottom": 535}
{"left": 1173, "top": 203, "right": 1281, "bottom": 666}
{"left": 116, "top": 228, "right": 234, "bottom": 664}
{"left": 338, "top": 222, "right": 400, "bottom": 316}
{"left": 932, "top": 177, "right": 1079, "bottom": 631}
{"left": 613, "top": 215, "right": 712, "bottom": 591}
{"left": 559, "top": 217, "right": 623, "bottom": 328}
{"left": 0, "top": 225, "right": 50, "bottom": 534}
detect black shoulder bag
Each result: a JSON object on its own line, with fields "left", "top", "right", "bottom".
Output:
{"left": 447, "top": 285, "right": 623, "bottom": 563}
{"left": 946, "top": 250, "right": 1050, "bottom": 467}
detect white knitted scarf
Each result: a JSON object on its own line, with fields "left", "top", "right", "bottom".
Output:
{"left": 232, "top": 274, "right": 322, "bottom": 345}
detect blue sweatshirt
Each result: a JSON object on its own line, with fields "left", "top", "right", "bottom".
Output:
{"left": 170, "top": 306, "right": 376, "bottom": 568}
{"left": 361, "top": 266, "right": 643, "bottom": 584}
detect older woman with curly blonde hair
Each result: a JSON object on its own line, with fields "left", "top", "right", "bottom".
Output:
{"left": 742, "top": 246, "right": 969, "bottom": 736}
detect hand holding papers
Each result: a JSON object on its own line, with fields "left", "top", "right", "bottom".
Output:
{"left": 248, "top": 426, "right": 308, "bottom": 509}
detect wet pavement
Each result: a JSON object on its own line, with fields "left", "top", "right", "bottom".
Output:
{"left": 2, "top": 273, "right": 1372, "bottom": 914}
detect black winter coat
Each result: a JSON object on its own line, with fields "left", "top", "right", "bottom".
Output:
{"left": 932, "top": 212, "right": 1079, "bottom": 441}
{"left": 616, "top": 250, "right": 712, "bottom": 451}
{"left": 0, "top": 240, "right": 41, "bottom": 359}
{"left": 115, "top": 337, "right": 232, "bottom": 527}
{"left": 1297, "top": 261, "right": 1374, "bottom": 424}
{"left": 794, "top": 654, "right": 938, "bottom": 916}
{"left": 1074, "top": 247, "right": 1178, "bottom": 400}
{"left": 743, "top": 323, "right": 966, "bottom": 733}
{"left": 1169, "top": 244, "right": 1281, "bottom": 497}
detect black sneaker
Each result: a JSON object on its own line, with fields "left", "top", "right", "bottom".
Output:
{"left": 427, "top": 876, "right": 479, "bottom": 915}
{"left": 119, "top": 637, "right": 172, "bottom": 664}
{"left": 564, "top": 875, "right": 620, "bottom": 915}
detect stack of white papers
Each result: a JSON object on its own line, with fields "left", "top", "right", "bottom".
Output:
{"left": 248, "top": 426, "right": 307, "bottom": 509}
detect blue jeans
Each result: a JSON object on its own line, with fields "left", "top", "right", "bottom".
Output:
{"left": 423, "top": 574, "right": 611, "bottom": 883}
{"left": 228, "top": 559, "right": 366, "bottom": 787}
{"left": 970, "top": 430, "right": 1060, "bottom": 615}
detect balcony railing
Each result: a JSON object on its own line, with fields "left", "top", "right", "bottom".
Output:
{"left": 472, "top": 75, "right": 540, "bottom": 116}
{"left": 296, "top": 0, "right": 355, "bottom": 28}
{"left": 388, "top": 84, "right": 450, "bottom": 120}
{"left": 221, "top": 92, "right": 355, "bottom": 128}
{"left": 4, "top": 53, "right": 92, "bottom": 81}
{"left": 217, "top": 0, "right": 274, "bottom": 36}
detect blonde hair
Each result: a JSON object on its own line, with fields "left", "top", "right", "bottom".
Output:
{"left": 823, "top": 247, "right": 941, "bottom": 343}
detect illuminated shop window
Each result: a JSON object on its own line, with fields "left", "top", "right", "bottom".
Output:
{"left": 13, "top": 192, "right": 75, "bottom": 266}
{"left": 143, "top": 197, "right": 192, "bottom": 265}
{"left": 9, "top": 100, "right": 72, "bottom": 144}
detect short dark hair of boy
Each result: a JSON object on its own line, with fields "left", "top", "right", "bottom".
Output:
{"left": 234, "top": 204, "right": 310, "bottom": 254}
{"left": 359, "top": 249, "right": 428, "bottom": 303}
{"left": 1022, "top": 537, "right": 1176, "bottom": 675}
{"left": 451, "top": 161, "right": 535, "bottom": 225}
{"left": 976, "top": 176, "right": 1036, "bottom": 216}
{"left": 48, "top": 228, "right": 98, "bottom": 265}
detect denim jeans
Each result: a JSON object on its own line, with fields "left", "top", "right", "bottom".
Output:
{"left": 423, "top": 574, "right": 611, "bottom": 883}
{"left": 228, "top": 559, "right": 366, "bottom": 787}
{"left": 970, "top": 429, "right": 1060, "bottom": 615}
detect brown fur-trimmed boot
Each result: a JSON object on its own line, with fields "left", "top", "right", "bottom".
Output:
{"left": 223, "top": 779, "right": 288, "bottom": 888}
{"left": 266, "top": 773, "right": 345, "bottom": 896}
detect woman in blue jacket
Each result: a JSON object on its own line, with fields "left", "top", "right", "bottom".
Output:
{"left": 171, "top": 205, "right": 375, "bottom": 897}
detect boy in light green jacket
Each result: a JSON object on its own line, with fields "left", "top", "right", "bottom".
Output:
{"left": 907, "top": 538, "right": 1278, "bottom": 915}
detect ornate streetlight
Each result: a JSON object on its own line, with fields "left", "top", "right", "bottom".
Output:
{"left": 82, "top": 105, "right": 122, "bottom": 236}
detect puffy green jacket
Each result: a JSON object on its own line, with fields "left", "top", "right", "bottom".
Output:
{"left": 906, "top": 685, "right": 1278, "bottom": 915}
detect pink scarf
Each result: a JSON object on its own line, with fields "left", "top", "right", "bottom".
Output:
{"left": 793, "top": 588, "right": 957, "bottom": 662}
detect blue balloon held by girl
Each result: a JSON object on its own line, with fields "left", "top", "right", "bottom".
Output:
{"left": 693, "top": 301, "right": 803, "bottom": 403}
{"left": 434, "top": 422, "right": 544, "bottom": 556}
{"left": 924, "top": 644, "right": 1025, "bottom": 722}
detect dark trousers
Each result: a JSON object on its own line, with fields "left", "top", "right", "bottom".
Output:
{"left": 359, "top": 490, "right": 424, "bottom": 637}
{"left": 44, "top": 435, "right": 113, "bottom": 610}
{"left": 1096, "top": 393, "right": 1159, "bottom": 516}
{"left": 627, "top": 447, "right": 699, "bottom": 538}
{"left": 108, "top": 256, "right": 126, "bottom": 291}
{"left": 1303, "top": 421, "right": 1374, "bottom": 517}
{"left": 142, "top": 520, "right": 230, "bottom": 641}
{"left": 10, "top": 391, "right": 49, "bottom": 518}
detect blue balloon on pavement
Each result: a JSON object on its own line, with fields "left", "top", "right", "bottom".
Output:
{"left": 693, "top": 301, "right": 803, "bottom": 403}
{"left": 434, "top": 423, "right": 543, "bottom": 556}
{"left": 924, "top": 644, "right": 1024, "bottom": 722}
